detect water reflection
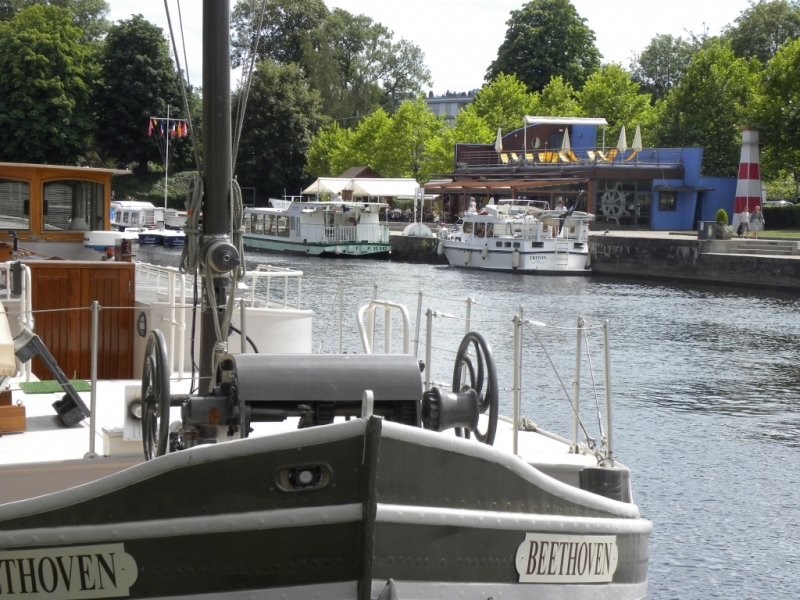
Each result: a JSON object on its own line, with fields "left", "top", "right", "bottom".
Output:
{"left": 137, "top": 245, "right": 800, "bottom": 599}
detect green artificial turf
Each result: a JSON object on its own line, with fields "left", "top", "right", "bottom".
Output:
{"left": 19, "top": 380, "right": 91, "bottom": 394}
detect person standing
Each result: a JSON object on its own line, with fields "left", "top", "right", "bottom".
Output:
{"left": 750, "top": 205, "right": 765, "bottom": 239}
{"left": 740, "top": 206, "right": 751, "bottom": 238}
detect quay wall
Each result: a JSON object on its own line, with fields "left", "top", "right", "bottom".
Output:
{"left": 589, "top": 236, "right": 800, "bottom": 290}
{"left": 389, "top": 233, "right": 800, "bottom": 290}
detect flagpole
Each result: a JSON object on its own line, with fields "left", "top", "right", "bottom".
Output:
{"left": 164, "top": 104, "right": 170, "bottom": 210}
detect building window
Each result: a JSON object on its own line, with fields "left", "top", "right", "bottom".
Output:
{"left": 658, "top": 192, "right": 677, "bottom": 212}
{"left": 43, "top": 180, "right": 104, "bottom": 231}
{"left": 0, "top": 179, "right": 30, "bottom": 230}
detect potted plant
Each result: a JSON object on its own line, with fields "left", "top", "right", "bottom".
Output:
{"left": 714, "top": 208, "right": 733, "bottom": 239}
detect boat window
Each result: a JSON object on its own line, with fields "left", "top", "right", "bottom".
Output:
{"left": 475, "top": 223, "right": 486, "bottom": 238}
{"left": 43, "top": 180, "right": 104, "bottom": 231}
{"left": 277, "top": 217, "right": 289, "bottom": 237}
{"left": 462, "top": 222, "right": 473, "bottom": 234}
{"left": 0, "top": 179, "right": 30, "bottom": 231}
{"left": 496, "top": 241, "right": 502, "bottom": 247}
{"left": 486, "top": 223, "right": 493, "bottom": 238}
{"left": 244, "top": 214, "right": 251, "bottom": 232}
{"left": 122, "top": 212, "right": 130, "bottom": 224}
{"left": 504, "top": 242, "right": 511, "bottom": 248}
{"left": 290, "top": 217, "right": 295, "bottom": 231}
{"left": 266, "top": 216, "right": 276, "bottom": 235}
{"left": 130, "top": 212, "right": 139, "bottom": 226}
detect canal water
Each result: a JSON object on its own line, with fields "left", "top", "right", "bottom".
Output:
{"left": 141, "top": 245, "right": 799, "bottom": 599}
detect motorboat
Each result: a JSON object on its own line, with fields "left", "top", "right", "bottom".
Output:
{"left": 111, "top": 200, "right": 179, "bottom": 232}
{"left": 0, "top": 3, "right": 649, "bottom": 598}
{"left": 438, "top": 199, "right": 594, "bottom": 274}
{"left": 161, "top": 229, "right": 185, "bottom": 247}
{"left": 244, "top": 198, "right": 390, "bottom": 257}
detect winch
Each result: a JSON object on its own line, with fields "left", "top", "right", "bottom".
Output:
{"left": 140, "top": 330, "right": 499, "bottom": 460}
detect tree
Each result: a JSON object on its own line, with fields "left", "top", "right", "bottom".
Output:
{"left": 0, "top": 0, "right": 109, "bottom": 42}
{"left": 230, "top": 0, "right": 328, "bottom": 68}
{"left": 654, "top": 40, "right": 760, "bottom": 177}
{"left": 577, "top": 65, "right": 654, "bottom": 146}
{"left": 750, "top": 38, "right": 800, "bottom": 176}
{"left": 486, "top": 0, "right": 601, "bottom": 92}
{"left": 531, "top": 76, "right": 581, "bottom": 117}
{"left": 234, "top": 60, "right": 323, "bottom": 200}
{"left": 630, "top": 34, "right": 695, "bottom": 101}
{"left": 0, "top": 5, "right": 95, "bottom": 163}
{"left": 724, "top": 0, "right": 800, "bottom": 63}
{"left": 94, "top": 15, "right": 183, "bottom": 175}
{"left": 472, "top": 73, "right": 537, "bottom": 133}
{"left": 303, "top": 8, "right": 430, "bottom": 122}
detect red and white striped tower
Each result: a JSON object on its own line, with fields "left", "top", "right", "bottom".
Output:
{"left": 733, "top": 128, "right": 761, "bottom": 227}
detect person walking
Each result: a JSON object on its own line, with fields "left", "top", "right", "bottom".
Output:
{"left": 740, "top": 206, "right": 751, "bottom": 238}
{"left": 750, "top": 205, "right": 765, "bottom": 239}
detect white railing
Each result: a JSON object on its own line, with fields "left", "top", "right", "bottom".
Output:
{"left": 299, "top": 223, "right": 388, "bottom": 244}
{"left": 241, "top": 265, "right": 304, "bottom": 309}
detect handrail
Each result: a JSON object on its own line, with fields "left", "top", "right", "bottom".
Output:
{"left": 0, "top": 261, "right": 34, "bottom": 381}
{"left": 357, "top": 300, "right": 410, "bottom": 354}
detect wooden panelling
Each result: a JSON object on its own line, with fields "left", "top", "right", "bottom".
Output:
{"left": 26, "top": 261, "right": 135, "bottom": 380}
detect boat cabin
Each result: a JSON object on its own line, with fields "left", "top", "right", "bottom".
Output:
{"left": 0, "top": 163, "right": 129, "bottom": 256}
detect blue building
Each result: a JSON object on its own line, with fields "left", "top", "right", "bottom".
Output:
{"left": 425, "top": 117, "right": 737, "bottom": 229}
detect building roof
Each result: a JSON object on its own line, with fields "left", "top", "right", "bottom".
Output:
{"left": 0, "top": 162, "right": 131, "bottom": 176}
{"left": 338, "top": 166, "right": 380, "bottom": 179}
{"left": 522, "top": 116, "right": 609, "bottom": 127}
{"left": 303, "top": 177, "right": 421, "bottom": 198}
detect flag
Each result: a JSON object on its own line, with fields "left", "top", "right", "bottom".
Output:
{"left": 148, "top": 119, "right": 153, "bottom": 136}
{"left": 171, "top": 123, "right": 176, "bottom": 138}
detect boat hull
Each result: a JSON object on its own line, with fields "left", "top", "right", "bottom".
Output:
{"left": 442, "top": 243, "right": 591, "bottom": 274}
{"left": 0, "top": 418, "right": 649, "bottom": 599}
{"left": 244, "top": 234, "right": 389, "bottom": 258}
{"left": 138, "top": 233, "right": 164, "bottom": 245}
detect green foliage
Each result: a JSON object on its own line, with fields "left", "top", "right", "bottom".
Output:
{"left": 724, "top": 0, "right": 800, "bottom": 63}
{"left": 654, "top": 40, "right": 760, "bottom": 177}
{"left": 763, "top": 174, "right": 798, "bottom": 201}
{"left": 577, "top": 65, "right": 654, "bottom": 146}
{"left": 94, "top": 15, "right": 184, "bottom": 176}
{"left": 531, "top": 76, "right": 580, "bottom": 116}
{"left": 0, "top": 1, "right": 109, "bottom": 42}
{"left": 148, "top": 170, "right": 198, "bottom": 210}
{"left": 486, "top": 0, "right": 601, "bottom": 92}
{"left": 306, "top": 9, "right": 431, "bottom": 122}
{"left": 0, "top": 5, "right": 95, "bottom": 163}
{"left": 230, "top": 0, "right": 328, "bottom": 68}
{"left": 750, "top": 38, "right": 800, "bottom": 176}
{"left": 715, "top": 208, "right": 729, "bottom": 224}
{"left": 472, "top": 73, "right": 536, "bottom": 133}
{"left": 762, "top": 204, "right": 800, "bottom": 227}
{"left": 630, "top": 34, "right": 695, "bottom": 101}
{"left": 234, "top": 60, "right": 323, "bottom": 201}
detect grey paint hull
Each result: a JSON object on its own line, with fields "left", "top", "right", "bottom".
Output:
{"left": 0, "top": 418, "right": 650, "bottom": 599}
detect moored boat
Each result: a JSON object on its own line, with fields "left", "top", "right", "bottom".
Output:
{"left": 244, "top": 199, "right": 390, "bottom": 257}
{"left": 438, "top": 199, "right": 594, "bottom": 274}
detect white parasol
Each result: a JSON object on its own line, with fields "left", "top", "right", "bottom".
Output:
{"left": 561, "top": 129, "right": 571, "bottom": 151}
{"left": 616, "top": 125, "right": 628, "bottom": 154}
{"left": 494, "top": 128, "right": 503, "bottom": 154}
{"left": 632, "top": 125, "right": 643, "bottom": 152}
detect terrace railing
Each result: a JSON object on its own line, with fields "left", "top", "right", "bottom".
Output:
{"left": 454, "top": 147, "right": 685, "bottom": 170}
{"left": 299, "top": 223, "right": 389, "bottom": 244}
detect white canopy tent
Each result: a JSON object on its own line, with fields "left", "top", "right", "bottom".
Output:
{"left": 303, "top": 177, "right": 422, "bottom": 200}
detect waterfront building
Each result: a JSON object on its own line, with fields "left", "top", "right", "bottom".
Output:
{"left": 425, "top": 116, "right": 737, "bottom": 230}
{"left": 424, "top": 90, "right": 477, "bottom": 124}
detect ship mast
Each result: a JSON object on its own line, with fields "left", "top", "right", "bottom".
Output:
{"left": 199, "top": 0, "right": 238, "bottom": 392}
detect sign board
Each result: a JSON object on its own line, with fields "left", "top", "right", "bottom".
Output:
{"left": 515, "top": 534, "right": 618, "bottom": 583}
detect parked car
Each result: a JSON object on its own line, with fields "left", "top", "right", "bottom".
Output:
{"left": 762, "top": 200, "right": 795, "bottom": 207}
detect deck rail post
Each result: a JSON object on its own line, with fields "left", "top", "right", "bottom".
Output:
{"left": 571, "top": 315, "right": 584, "bottom": 453}
{"left": 424, "top": 309, "right": 433, "bottom": 392}
{"left": 603, "top": 319, "right": 615, "bottom": 466}
{"left": 86, "top": 301, "right": 100, "bottom": 458}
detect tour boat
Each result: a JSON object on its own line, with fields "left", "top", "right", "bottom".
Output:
{"left": 243, "top": 199, "right": 390, "bottom": 257}
{"left": 111, "top": 200, "right": 179, "bottom": 232}
{"left": 438, "top": 199, "right": 594, "bottom": 274}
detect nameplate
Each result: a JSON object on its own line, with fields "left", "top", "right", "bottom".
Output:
{"left": 515, "top": 534, "right": 618, "bottom": 583}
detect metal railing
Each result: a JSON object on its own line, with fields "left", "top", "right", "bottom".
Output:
{"left": 0, "top": 261, "right": 33, "bottom": 381}
{"left": 454, "top": 147, "right": 685, "bottom": 170}
{"left": 298, "top": 223, "right": 389, "bottom": 244}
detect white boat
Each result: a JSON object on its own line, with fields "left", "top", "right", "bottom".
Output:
{"left": 438, "top": 199, "right": 594, "bottom": 274}
{"left": 243, "top": 199, "right": 390, "bottom": 257}
{"left": 0, "top": 4, "right": 649, "bottom": 598}
{"left": 111, "top": 200, "right": 179, "bottom": 232}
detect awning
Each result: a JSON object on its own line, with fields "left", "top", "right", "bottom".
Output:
{"left": 302, "top": 177, "right": 352, "bottom": 195}
{"left": 424, "top": 178, "right": 589, "bottom": 192}
{"left": 653, "top": 186, "right": 715, "bottom": 192}
{"left": 523, "top": 116, "right": 608, "bottom": 127}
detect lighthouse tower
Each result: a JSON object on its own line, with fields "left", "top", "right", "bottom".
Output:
{"left": 733, "top": 128, "right": 761, "bottom": 227}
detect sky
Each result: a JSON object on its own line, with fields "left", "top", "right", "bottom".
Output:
{"left": 107, "top": 0, "right": 757, "bottom": 94}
